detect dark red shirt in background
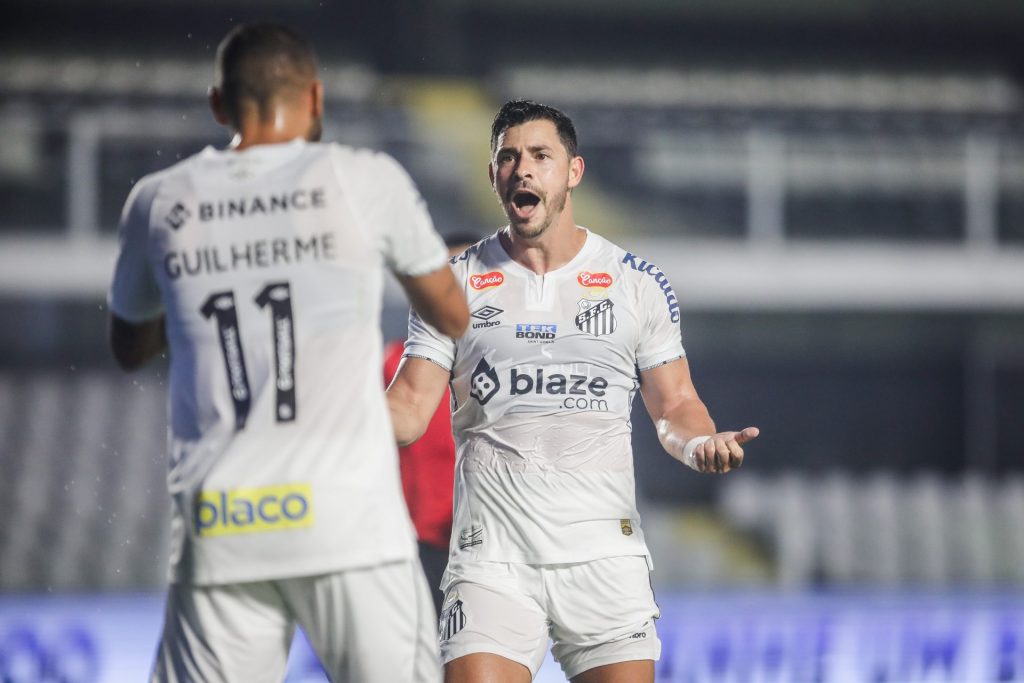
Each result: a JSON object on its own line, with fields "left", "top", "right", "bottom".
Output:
{"left": 382, "top": 339, "right": 454, "bottom": 550}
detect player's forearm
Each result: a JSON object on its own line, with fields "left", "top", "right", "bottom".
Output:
{"left": 385, "top": 389, "right": 430, "bottom": 446}
{"left": 653, "top": 397, "right": 716, "bottom": 462}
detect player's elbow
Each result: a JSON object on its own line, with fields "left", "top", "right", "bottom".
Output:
{"left": 392, "top": 413, "right": 430, "bottom": 447}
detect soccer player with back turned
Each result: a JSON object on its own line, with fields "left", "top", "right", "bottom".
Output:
{"left": 108, "top": 23, "right": 467, "bottom": 682}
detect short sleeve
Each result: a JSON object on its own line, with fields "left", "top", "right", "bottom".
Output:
{"left": 339, "top": 149, "right": 448, "bottom": 278}
{"left": 404, "top": 308, "right": 456, "bottom": 372}
{"left": 634, "top": 266, "right": 685, "bottom": 371}
{"left": 108, "top": 177, "right": 163, "bottom": 322}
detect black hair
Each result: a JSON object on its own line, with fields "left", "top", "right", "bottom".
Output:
{"left": 215, "top": 22, "right": 318, "bottom": 125}
{"left": 489, "top": 99, "right": 578, "bottom": 159}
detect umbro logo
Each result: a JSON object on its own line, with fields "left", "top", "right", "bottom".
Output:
{"left": 458, "top": 525, "right": 483, "bottom": 550}
{"left": 471, "top": 306, "right": 502, "bottom": 321}
{"left": 471, "top": 306, "right": 503, "bottom": 329}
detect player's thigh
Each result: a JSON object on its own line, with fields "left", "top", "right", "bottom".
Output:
{"left": 439, "top": 564, "right": 549, "bottom": 679}
{"left": 444, "top": 652, "right": 532, "bottom": 683}
{"left": 545, "top": 556, "right": 661, "bottom": 681}
{"left": 570, "top": 659, "right": 655, "bottom": 683}
{"left": 284, "top": 560, "right": 441, "bottom": 683}
{"left": 151, "top": 581, "right": 293, "bottom": 683}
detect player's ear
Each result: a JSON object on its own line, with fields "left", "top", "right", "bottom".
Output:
{"left": 488, "top": 162, "right": 496, "bottom": 189}
{"left": 208, "top": 86, "right": 230, "bottom": 126}
{"left": 567, "top": 155, "right": 584, "bottom": 190}
{"left": 310, "top": 80, "right": 324, "bottom": 119}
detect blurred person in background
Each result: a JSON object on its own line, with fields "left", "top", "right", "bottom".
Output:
{"left": 107, "top": 22, "right": 467, "bottom": 683}
{"left": 386, "top": 99, "right": 758, "bottom": 683}
{"left": 384, "top": 232, "right": 482, "bottom": 620}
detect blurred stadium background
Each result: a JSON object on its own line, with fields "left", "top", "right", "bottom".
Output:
{"left": 1, "top": 0, "right": 1023, "bottom": 681}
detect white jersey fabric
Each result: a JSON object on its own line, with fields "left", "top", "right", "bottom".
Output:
{"left": 109, "top": 139, "right": 448, "bottom": 585}
{"left": 405, "top": 229, "right": 684, "bottom": 566}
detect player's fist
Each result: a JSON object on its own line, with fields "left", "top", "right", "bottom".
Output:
{"left": 691, "top": 427, "right": 759, "bottom": 474}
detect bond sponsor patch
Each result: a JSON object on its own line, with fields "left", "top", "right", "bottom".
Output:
{"left": 469, "top": 271, "right": 504, "bottom": 290}
{"left": 577, "top": 271, "right": 613, "bottom": 288}
{"left": 515, "top": 323, "right": 557, "bottom": 342}
{"left": 575, "top": 298, "right": 617, "bottom": 337}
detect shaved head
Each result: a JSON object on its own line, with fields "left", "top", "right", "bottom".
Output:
{"left": 215, "top": 23, "right": 319, "bottom": 129}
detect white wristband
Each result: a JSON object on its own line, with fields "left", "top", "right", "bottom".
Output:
{"left": 680, "top": 436, "right": 712, "bottom": 471}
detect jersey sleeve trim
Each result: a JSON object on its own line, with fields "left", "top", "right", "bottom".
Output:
{"left": 637, "top": 352, "right": 686, "bottom": 372}
{"left": 400, "top": 353, "right": 452, "bottom": 372}
{"left": 401, "top": 345, "right": 453, "bottom": 372}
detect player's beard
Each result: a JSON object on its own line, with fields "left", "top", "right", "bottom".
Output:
{"left": 306, "top": 116, "right": 323, "bottom": 142}
{"left": 507, "top": 184, "right": 569, "bottom": 240}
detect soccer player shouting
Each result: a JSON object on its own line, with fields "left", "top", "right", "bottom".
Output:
{"left": 387, "top": 99, "right": 758, "bottom": 683}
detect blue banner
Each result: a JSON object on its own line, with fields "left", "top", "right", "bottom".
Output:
{"left": 1, "top": 591, "right": 1022, "bottom": 682}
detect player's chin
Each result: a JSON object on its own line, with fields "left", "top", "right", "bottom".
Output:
{"left": 509, "top": 217, "right": 547, "bottom": 240}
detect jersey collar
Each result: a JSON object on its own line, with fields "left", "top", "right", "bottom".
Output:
{"left": 489, "top": 227, "right": 597, "bottom": 279}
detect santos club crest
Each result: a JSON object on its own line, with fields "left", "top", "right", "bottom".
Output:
{"left": 575, "top": 298, "right": 616, "bottom": 337}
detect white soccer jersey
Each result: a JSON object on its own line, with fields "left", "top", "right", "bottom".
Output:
{"left": 109, "top": 139, "right": 448, "bottom": 585}
{"left": 405, "top": 229, "right": 684, "bottom": 566}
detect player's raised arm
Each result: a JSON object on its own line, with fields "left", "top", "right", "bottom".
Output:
{"left": 639, "top": 357, "right": 759, "bottom": 474}
{"left": 386, "top": 355, "right": 452, "bottom": 446}
{"left": 396, "top": 267, "right": 469, "bottom": 339}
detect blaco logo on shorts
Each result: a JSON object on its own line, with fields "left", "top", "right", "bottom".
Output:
{"left": 195, "top": 483, "right": 313, "bottom": 537}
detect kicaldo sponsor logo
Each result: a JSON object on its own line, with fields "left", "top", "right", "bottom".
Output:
{"left": 195, "top": 483, "right": 313, "bottom": 537}
{"left": 469, "top": 271, "right": 504, "bottom": 290}
{"left": 577, "top": 271, "right": 613, "bottom": 288}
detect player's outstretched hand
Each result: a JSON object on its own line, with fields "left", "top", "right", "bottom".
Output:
{"left": 691, "top": 427, "right": 759, "bottom": 474}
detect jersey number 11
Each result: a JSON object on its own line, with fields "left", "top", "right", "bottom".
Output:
{"left": 200, "top": 281, "right": 297, "bottom": 431}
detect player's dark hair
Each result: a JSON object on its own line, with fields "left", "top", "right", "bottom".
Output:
{"left": 490, "top": 99, "right": 578, "bottom": 159}
{"left": 215, "top": 22, "right": 318, "bottom": 125}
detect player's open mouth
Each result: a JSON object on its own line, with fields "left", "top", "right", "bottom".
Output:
{"left": 510, "top": 190, "right": 541, "bottom": 220}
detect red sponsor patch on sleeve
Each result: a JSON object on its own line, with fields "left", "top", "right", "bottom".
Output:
{"left": 577, "top": 271, "right": 613, "bottom": 288}
{"left": 469, "top": 271, "right": 505, "bottom": 290}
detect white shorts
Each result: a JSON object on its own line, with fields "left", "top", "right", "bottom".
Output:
{"left": 152, "top": 559, "right": 441, "bottom": 683}
{"left": 439, "top": 556, "right": 660, "bottom": 679}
